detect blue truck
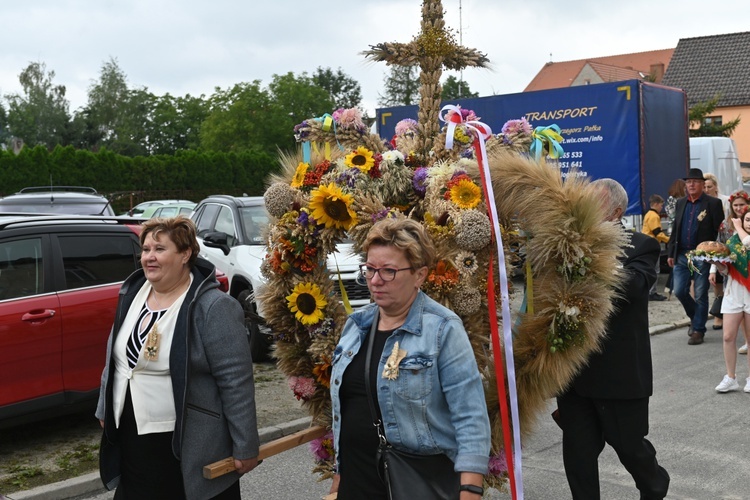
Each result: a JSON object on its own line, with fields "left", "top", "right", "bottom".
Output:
{"left": 376, "top": 79, "right": 689, "bottom": 218}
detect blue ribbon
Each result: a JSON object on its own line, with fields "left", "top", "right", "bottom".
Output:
{"left": 529, "top": 124, "right": 564, "bottom": 162}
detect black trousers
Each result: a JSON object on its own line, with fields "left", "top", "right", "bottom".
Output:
{"left": 556, "top": 390, "right": 670, "bottom": 500}
{"left": 114, "top": 388, "right": 240, "bottom": 500}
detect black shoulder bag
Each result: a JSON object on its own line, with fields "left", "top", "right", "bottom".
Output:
{"left": 363, "top": 311, "right": 459, "bottom": 500}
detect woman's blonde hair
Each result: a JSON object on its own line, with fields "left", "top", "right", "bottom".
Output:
{"left": 703, "top": 172, "right": 720, "bottom": 194}
{"left": 363, "top": 218, "right": 436, "bottom": 270}
{"left": 140, "top": 216, "right": 200, "bottom": 266}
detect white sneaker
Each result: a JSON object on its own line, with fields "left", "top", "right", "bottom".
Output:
{"left": 739, "top": 344, "right": 748, "bottom": 355}
{"left": 716, "top": 375, "right": 740, "bottom": 393}
{"left": 745, "top": 378, "right": 750, "bottom": 393}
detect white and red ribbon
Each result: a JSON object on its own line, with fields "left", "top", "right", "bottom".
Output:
{"left": 439, "top": 105, "right": 524, "bottom": 500}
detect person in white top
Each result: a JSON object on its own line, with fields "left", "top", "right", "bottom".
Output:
{"left": 96, "top": 217, "right": 259, "bottom": 500}
{"left": 712, "top": 209, "right": 750, "bottom": 393}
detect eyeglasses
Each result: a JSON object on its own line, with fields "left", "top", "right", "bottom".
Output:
{"left": 359, "top": 264, "right": 413, "bottom": 282}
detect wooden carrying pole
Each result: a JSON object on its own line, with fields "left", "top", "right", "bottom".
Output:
{"left": 203, "top": 425, "right": 327, "bottom": 479}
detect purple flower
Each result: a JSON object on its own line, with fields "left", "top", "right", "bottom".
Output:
{"left": 297, "top": 211, "right": 310, "bottom": 227}
{"left": 337, "top": 169, "right": 360, "bottom": 188}
{"left": 501, "top": 118, "right": 532, "bottom": 136}
{"left": 309, "top": 431, "right": 334, "bottom": 462}
{"left": 293, "top": 120, "right": 310, "bottom": 141}
{"left": 395, "top": 118, "right": 418, "bottom": 136}
{"left": 461, "top": 108, "right": 478, "bottom": 121}
{"left": 371, "top": 208, "right": 395, "bottom": 223}
{"left": 413, "top": 167, "right": 428, "bottom": 198}
{"left": 488, "top": 453, "right": 508, "bottom": 476}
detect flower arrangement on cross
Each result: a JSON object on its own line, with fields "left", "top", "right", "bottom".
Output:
{"left": 256, "top": 0, "right": 628, "bottom": 494}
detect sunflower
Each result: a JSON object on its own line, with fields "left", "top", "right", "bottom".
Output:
{"left": 291, "top": 162, "right": 309, "bottom": 188}
{"left": 344, "top": 146, "right": 375, "bottom": 173}
{"left": 449, "top": 179, "right": 482, "bottom": 209}
{"left": 309, "top": 183, "right": 357, "bottom": 230}
{"left": 286, "top": 282, "right": 328, "bottom": 325}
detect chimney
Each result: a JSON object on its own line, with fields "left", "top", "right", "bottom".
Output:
{"left": 650, "top": 63, "right": 665, "bottom": 83}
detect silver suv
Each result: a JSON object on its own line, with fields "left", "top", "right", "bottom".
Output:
{"left": 0, "top": 187, "right": 114, "bottom": 216}
{"left": 191, "top": 195, "right": 369, "bottom": 361}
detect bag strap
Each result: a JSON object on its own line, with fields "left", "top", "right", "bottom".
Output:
{"left": 364, "top": 310, "right": 387, "bottom": 445}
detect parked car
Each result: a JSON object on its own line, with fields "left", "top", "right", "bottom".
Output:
{"left": 0, "top": 187, "right": 114, "bottom": 216}
{"left": 0, "top": 214, "right": 231, "bottom": 428}
{"left": 141, "top": 202, "right": 196, "bottom": 219}
{"left": 124, "top": 199, "right": 193, "bottom": 217}
{"left": 191, "top": 195, "right": 370, "bottom": 361}
{"left": 0, "top": 215, "right": 142, "bottom": 428}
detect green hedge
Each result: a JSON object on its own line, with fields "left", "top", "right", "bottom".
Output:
{"left": 0, "top": 146, "right": 279, "bottom": 211}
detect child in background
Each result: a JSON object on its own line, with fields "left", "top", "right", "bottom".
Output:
{"left": 642, "top": 194, "right": 669, "bottom": 301}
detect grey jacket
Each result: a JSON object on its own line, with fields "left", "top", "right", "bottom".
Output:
{"left": 96, "top": 257, "right": 259, "bottom": 499}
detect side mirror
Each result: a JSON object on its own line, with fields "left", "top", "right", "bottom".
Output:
{"left": 203, "top": 232, "right": 231, "bottom": 256}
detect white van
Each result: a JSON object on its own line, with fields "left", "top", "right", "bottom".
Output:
{"left": 689, "top": 137, "right": 742, "bottom": 196}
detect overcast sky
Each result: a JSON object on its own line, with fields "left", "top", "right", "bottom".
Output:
{"left": 2, "top": 0, "right": 749, "bottom": 116}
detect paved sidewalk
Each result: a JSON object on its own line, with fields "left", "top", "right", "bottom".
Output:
{"left": 7, "top": 418, "right": 313, "bottom": 500}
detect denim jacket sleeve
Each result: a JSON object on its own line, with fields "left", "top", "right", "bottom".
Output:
{"left": 437, "top": 316, "right": 491, "bottom": 474}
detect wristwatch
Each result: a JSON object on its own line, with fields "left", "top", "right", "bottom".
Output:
{"left": 459, "top": 484, "right": 484, "bottom": 495}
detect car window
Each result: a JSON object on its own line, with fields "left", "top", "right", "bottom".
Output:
{"left": 0, "top": 202, "right": 113, "bottom": 216}
{"left": 0, "top": 238, "right": 44, "bottom": 300}
{"left": 178, "top": 207, "right": 192, "bottom": 215}
{"left": 215, "top": 206, "right": 237, "bottom": 246}
{"left": 57, "top": 235, "right": 140, "bottom": 290}
{"left": 155, "top": 207, "right": 178, "bottom": 218}
{"left": 239, "top": 206, "right": 269, "bottom": 244}
{"left": 194, "top": 204, "right": 220, "bottom": 237}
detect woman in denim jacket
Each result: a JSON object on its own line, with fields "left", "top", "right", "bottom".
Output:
{"left": 329, "top": 218, "right": 490, "bottom": 499}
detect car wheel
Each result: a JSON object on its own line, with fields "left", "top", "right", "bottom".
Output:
{"left": 237, "top": 289, "right": 271, "bottom": 362}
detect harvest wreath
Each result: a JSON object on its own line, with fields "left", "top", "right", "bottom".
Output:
{"left": 256, "top": 106, "right": 626, "bottom": 492}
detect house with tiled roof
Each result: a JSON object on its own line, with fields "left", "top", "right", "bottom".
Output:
{"left": 524, "top": 49, "right": 674, "bottom": 92}
{"left": 662, "top": 31, "right": 750, "bottom": 169}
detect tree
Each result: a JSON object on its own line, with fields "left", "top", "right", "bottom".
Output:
{"left": 201, "top": 73, "right": 333, "bottom": 155}
{"left": 0, "top": 102, "right": 10, "bottom": 147}
{"left": 441, "top": 75, "right": 478, "bottom": 100}
{"left": 5, "top": 61, "right": 71, "bottom": 148}
{"left": 200, "top": 81, "right": 273, "bottom": 153}
{"left": 312, "top": 67, "right": 362, "bottom": 110}
{"left": 378, "top": 65, "right": 420, "bottom": 107}
{"left": 688, "top": 94, "right": 740, "bottom": 137}
{"left": 84, "top": 57, "right": 130, "bottom": 148}
{"left": 268, "top": 72, "right": 334, "bottom": 151}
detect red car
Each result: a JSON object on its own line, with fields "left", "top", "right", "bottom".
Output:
{"left": 0, "top": 215, "right": 228, "bottom": 428}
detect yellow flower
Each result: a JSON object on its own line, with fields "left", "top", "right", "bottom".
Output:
{"left": 291, "top": 162, "right": 309, "bottom": 188}
{"left": 309, "top": 183, "right": 357, "bottom": 230}
{"left": 449, "top": 179, "right": 482, "bottom": 209}
{"left": 286, "top": 282, "right": 328, "bottom": 325}
{"left": 344, "top": 146, "right": 375, "bottom": 173}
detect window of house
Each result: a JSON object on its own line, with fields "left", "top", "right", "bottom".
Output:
{"left": 704, "top": 116, "right": 723, "bottom": 126}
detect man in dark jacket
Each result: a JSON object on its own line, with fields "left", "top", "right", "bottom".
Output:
{"left": 666, "top": 168, "right": 724, "bottom": 345}
{"left": 557, "top": 179, "right": 670, "bottom": 500}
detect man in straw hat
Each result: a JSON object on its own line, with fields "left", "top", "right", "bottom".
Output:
{"left": 666, "top": 167, "right": 724, "bottom": 345}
